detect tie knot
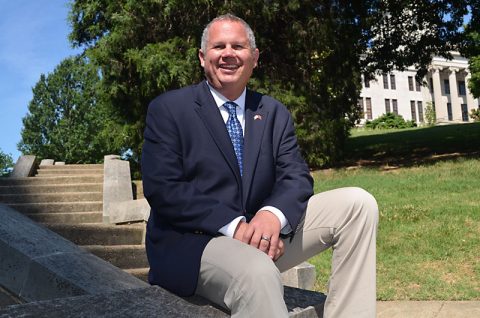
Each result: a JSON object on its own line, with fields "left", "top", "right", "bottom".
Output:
{"left": 224, "top": 102, "right": 238, "bottom": 116}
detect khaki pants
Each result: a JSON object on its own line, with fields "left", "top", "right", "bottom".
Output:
{"left": 195, "top": 187, "right": 379, "bottom": 318}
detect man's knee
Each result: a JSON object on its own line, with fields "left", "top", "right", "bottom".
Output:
{"left": 346, "top": 187, "right": 379, "bottom": 227}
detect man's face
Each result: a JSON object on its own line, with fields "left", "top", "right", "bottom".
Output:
{"left": 199, "top": 20, "right": 259, "bottom": 100}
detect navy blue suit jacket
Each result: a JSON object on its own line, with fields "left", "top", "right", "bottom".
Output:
{"left": 142, "top": 81, "right": 313, "bottom": 296}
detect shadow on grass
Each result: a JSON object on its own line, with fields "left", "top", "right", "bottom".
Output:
{"left": 339, "top": 122, "right": 480, "bottom": 169}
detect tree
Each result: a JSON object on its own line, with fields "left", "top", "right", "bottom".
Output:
{"left": 0, "top": 149, "right": 13, "bottom": 177}
{"left": 18, "top": 56, "right": 123, "bottom": 163}
{"left": 68, "top": 0, "right": 479, "bottom": 168}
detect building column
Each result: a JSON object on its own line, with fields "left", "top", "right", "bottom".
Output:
{"left": 465, "top": 72, "right": 477, "bottom": 114}
{"left": 431, "top": 66, "right": 446, "bottom": 122}
{"left": 448, "top": 67, "right": 462, "bottom": 122}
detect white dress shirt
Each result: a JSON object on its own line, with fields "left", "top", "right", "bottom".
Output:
{"left": 206, "top": 83, "right": 292, "bottom": 237}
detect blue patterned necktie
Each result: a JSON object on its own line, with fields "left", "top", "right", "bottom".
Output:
{"left": 224, "top": 101, "right": 244, "bottom": 176}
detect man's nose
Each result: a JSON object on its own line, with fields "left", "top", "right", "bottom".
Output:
{"left": 221, "top": 45, "right": 235, "bottom": 58}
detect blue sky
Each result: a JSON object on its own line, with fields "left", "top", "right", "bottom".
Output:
{"left": 0, "top": 0, "right": 81, "bottom": 162}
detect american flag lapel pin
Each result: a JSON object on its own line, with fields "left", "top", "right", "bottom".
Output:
{"left": 254, "top": 114, "right": 262, "bottom": 121}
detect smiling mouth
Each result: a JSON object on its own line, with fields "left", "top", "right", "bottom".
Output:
{"left": 220, "top": 64, "right": 239, "bottom": 70}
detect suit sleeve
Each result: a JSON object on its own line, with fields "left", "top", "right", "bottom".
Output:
{"left": 142, "top": 98, "right": 242, "bottom": 235}
{"left": 261, "top": 110, "right": 314, "bottom": 233}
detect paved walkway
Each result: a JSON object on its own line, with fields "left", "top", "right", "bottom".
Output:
{"left": 377, "top": 301, "right": 480, "bottom": 318}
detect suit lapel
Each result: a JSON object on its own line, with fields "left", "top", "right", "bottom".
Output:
{"left": 243, "top": 90, "right": 268, "bottom": 203}
{"left": 194, "top": 82, "right": 242, "bottom": 184}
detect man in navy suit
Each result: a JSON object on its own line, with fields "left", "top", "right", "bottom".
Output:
{"left": 142, "top": 14, "right": 378, "bottom": 317}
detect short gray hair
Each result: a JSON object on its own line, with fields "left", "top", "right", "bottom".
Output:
{"left": 201, "top": 14, "right": 257, "bottom": 53}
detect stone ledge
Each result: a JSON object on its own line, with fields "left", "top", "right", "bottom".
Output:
{"left": 0, "top": 285, "right": 325, "bottom": 318}
{"left": 0, "top": 203, "right": 147, "bottom": 303}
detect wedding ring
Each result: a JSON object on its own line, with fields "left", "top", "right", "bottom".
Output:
{"left": 260, "top": 235, "right": 271, "bottom": 242}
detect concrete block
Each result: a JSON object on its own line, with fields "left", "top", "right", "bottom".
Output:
{"left": 54, "top": 162, "right": 65, "bottom": 165}
{"left": 109, "top": 198, "right": 151, "bottom": 224}
{"left": 39, "top": 159, "right": 54, "bottom": 166}
{"left": 9, "top": 156, "right": 37, "bottom": 178}
{"left": 0, "top": 204, "right": 147, "bottom": 303}
{"left": 103, "top": 155, "right": 133, "bottom": 223}
{"left": 281, "top": 262, "right": 316, "bottom": 290}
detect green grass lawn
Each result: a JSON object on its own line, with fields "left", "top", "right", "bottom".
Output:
{"left": 309, "top": 123, "right": 480, "bottom": 300}
{"left": 342, "top": 123, "right": 480, "bottom": 167}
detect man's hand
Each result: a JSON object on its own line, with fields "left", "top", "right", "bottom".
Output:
{"left": 241, "top": 210, "right": 284, "bottom": 260}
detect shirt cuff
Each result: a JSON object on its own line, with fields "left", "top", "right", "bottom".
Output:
{"left": 261, "top": 206, "right": 292, "bottom": 235}
{"left": 218, "top": 216, "right": 246, "bottom": 238}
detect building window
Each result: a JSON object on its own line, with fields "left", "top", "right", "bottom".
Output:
{"left": 363, "top": 75, "right": 370, "bottom": 88}
{"left": 430, "top": 77, "right": 434, "bottom": 93}
{"left": 410, "top": 101, "right": 417, "bottom": 122}
{"left": 408, "top": 76, "right": 414, "bottom": 91}
{"left": 415, "top": 80, "right": 421, "bottom": 92}
{"left": 458, "top": 81, "right": 466, "bottom": 95}
{"left": 385, "top": 99, "right": 391, "bottom": 113}
{"left": 392, "top": 99, "right": 398, "bottom": 115}
{"left": 444, "top": 79, "right": 450, "bottom": 94}
{"left": 358, "top": 98, "right": 365, "bottom": 118}
{"left": 383, "top": 74, "right": 389, "bottom": 89}
{"left": 390, "top": 74, "right": 396, "bottom": 90}
{"left": 366, "top": 97, "right": 372, "bottom": 119}
{"left": 447, "top": 103, "right": 453, "bottom": 121}
{"left": 461, "top": 104, "right": 469, "bottom": 122}
{"left": 417, "top": 101, "right": 424, "bottom": 122}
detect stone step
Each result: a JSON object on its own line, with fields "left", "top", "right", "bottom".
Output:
{"left": 125, "top": 267, "right": 149, "bottom": 282}
{"left": 36, "top": 169, "right": 104, "bottom": 176}
{"left": 26, "top": 211, "right": 103, "bottom": 223}
{"left": 0, "top": 175, "right": 103, "bottom": 186}
{"left": 0, "top": 183, "right": 102, "bottom": 195}
{"left": 45, "top": 223, "right": 145, "bottom": 245}
{"left": 0, "top": 192, "right": 102, "bottom": 204}
{"left": 39, "top": 164, "right": 103, "bottom": 170}
{"left": 83, "top": 245, "right": 148, "bottom": 269}
{"left": 6, "top": 201, "right": 103, "bottom": 213}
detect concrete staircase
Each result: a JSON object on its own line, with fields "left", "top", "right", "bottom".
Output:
{"left": 0, "top": 164, "right": 148, "bottom": 281}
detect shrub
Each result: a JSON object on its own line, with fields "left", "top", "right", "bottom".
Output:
{"left": 365, "top": 113, "right": 417, "bottom": 129}
{"left": 470, "top": 108, "right": 480, "bottom": 122}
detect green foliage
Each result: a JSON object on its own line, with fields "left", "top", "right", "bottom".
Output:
{"left": 0, "top": 149, "right": 14, "bottom": 177}
{"left": 365, "top": 113, "right": 416, "bottom": 130}
{"left": 68, "top": 0, "right": 478, "bottom": 169}
{"left": 470, "top": 108, "right": 480, "bottom": 122}
{"left": 424, "top": 102, "right": 436, "bottom": 126}
{"left": 18, "top": 56, "right": 123, "bottom": 163}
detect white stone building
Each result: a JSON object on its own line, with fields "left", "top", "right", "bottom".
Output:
{"left": 358, "top": 52, "right": 480, "bottom": 124}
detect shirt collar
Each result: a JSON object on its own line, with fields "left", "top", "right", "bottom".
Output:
{"left": 206, "top": 82, "right": 246, "bottom": 112}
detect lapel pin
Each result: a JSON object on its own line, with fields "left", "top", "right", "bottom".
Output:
{"left": 254, "top": 114, "right": 262, "bottom": 121}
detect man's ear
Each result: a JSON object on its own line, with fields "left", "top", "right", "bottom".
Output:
{"left": 199, "top": 49, "right": 205, "bottom": 67}
{"left": 253, "top": 48, "right": 260, "bottom": 68}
